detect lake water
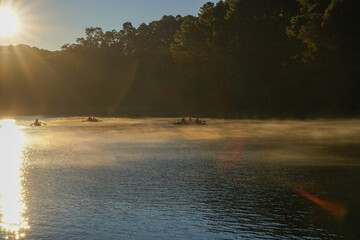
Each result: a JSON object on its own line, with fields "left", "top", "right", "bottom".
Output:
{"left": 0, "top": 117, "right": 359, "bottom": 239}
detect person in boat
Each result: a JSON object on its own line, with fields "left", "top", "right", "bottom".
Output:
{"left": 31, "top": 119, "right": 42, "bottom": 126}
{"left": 87, "top": 116, "right": 101, "bottom": 122}
{"left": 86, "top": 116, "right": 95, "bottom": 122}
{"left": 196, "top": 117, "right": 207, "bottom": 125}
{"left": 196, "top": 117, "right": 204, "bottom": 125}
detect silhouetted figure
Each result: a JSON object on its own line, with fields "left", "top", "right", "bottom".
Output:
{"left": 84, "top": 116, "right": 101, "bottom": 122}
{"left": 196, "top": 117, "right": 207, "bottom": 125}
{"left": 173, "top": 117, "right": 207, "bottom": 125}
{"left": 31, "top": 119, "right": 46, "bottom": 126}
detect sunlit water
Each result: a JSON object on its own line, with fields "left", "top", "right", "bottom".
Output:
{"left": 0, "top": 120, "right": 29, "bottom": 239}
{"left": 0, "top": 117, "right": 359, "bottom": 239}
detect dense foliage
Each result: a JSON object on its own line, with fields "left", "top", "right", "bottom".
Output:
{"left": 0, "top": 0, "right": 358, "bottom": 117}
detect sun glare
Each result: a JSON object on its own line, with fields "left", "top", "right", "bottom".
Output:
{"left": 0, "top": 7, "right": 18, "bottom": 36}
{"left": 0, "top": 120, "right": 29, "bottom": 238}
{"left": 0, "top": 0, "right": 48, "bottom": 48}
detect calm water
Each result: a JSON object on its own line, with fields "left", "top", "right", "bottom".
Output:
{"left": 0, "top": 117, "right": 359, "bottom": 239}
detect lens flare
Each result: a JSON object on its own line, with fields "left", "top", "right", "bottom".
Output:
{"left": 295, "top": 188, "right": 348, "bottom": 222}
{"left": 218, "top": 138, "right": 246, "bottom": 170}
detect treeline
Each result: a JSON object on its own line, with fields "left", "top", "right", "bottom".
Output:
{"left": 0, "top": 0, "right": 359, "bottom": 117}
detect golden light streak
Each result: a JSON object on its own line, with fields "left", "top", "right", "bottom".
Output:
{"left": 0, "top": 120, "right": 29, "bottom": 239}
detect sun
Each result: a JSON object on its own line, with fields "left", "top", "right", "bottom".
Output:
{"left": 0, "top": 7, "right": 18, "bottom": 36}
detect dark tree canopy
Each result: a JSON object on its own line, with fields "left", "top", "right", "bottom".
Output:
{"left": 1, "top": 0, "right": 359, "bottom": 118}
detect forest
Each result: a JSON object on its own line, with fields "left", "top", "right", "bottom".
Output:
{"left": 0, "top": 0, "right": 359, "bottom": 118}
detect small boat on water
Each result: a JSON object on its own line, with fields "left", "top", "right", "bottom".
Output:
{"left": 30, "top": 119, "right": 47, "bottom": 126}
{"left": 173, "top": 117, "right": 207, "bottom": 125}
{"left": 83, "top": 116, "right": 102, "bottom": 122}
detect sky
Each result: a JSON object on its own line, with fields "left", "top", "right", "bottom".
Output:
{"left": 0, "top": 0, "right": 216, "bottom": 50}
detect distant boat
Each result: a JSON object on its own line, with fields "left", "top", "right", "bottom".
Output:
{"left": 173, "top": 118, "right": 207, "bottom": 125}
{"left": 83, "top": 117, "right": 102, "bottom": 122}
{"left": 30, "top": 119, "right": 47, "bottom": 126}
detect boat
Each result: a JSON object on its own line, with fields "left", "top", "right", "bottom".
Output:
{"left": 173, "top": 118, "right": 207, "bottom": 125}
{"left": 83, "top": 117, "right": 102, "bottom": 122}
{"left": 30, "top": 119, "right": 47, "bottom": 126}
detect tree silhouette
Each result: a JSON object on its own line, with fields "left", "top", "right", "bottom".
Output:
{"left": 0, "top": 0, "right": 358, "bottom": 117}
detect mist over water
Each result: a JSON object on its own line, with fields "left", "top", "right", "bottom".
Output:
{"left": 1, "top": 117, "right": 359, "bottom": 239}
{"left": 22, "top": 118, "right": 360, "bottom": 167}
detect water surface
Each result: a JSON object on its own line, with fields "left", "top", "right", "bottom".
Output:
{"left": 0, "top": 118, "right": 359, "bottom": 239}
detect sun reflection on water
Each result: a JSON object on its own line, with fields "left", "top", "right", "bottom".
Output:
{"left": 0, "top": 120, "right": 29, "bottom": 239}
